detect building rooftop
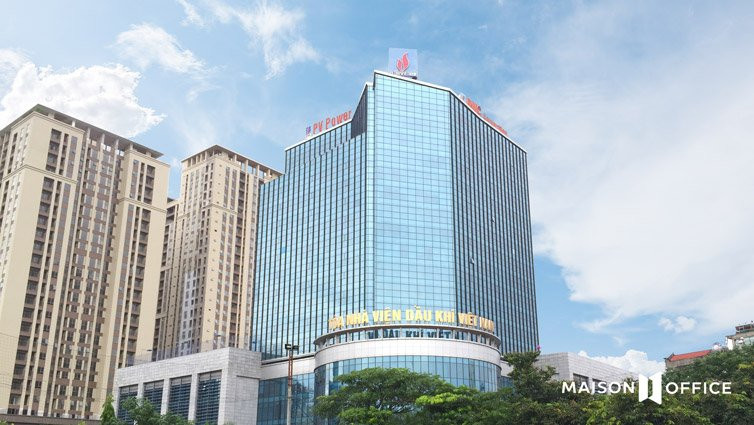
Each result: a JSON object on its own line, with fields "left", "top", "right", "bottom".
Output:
{"left": 665, "top": 349, "right": 712, "bottom": 362}
{"left": 182, "top": 144, "right": 282, "bottom": 176}
{"left": 2, "top": 104, "right": 163, "bottom": 158}
{"left": 285, "top": 70, "right": 521, "bottom": 152}
{"left": 731, "top": 322, "right": 754, "bottom": 335}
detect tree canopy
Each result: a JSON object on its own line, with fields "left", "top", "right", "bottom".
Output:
{"left": 101, "top": 393, "right": 119, "bottom": 425}
{"left": 313, "top": 367, "right": 454, "bottom": 424}
{"left": 314, "top": 346, "right": 754, "bottom": 425}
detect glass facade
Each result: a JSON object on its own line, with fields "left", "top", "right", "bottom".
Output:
{"left": 195, "top": 371, "right": 222, "bottom": 425}
{"left": 448, "top": 94, "right": 538, "bottom": 353}
{"left": 254, "top": 71, "right": 538, "bottom": 359}
{"left": 315, "top": 356, "right": 500, "bottom": 396}
{"left": 253, "top": 109, "right": 364, "bottom": 359}
{"left": 371, "top": 75, "right": 456, "bottom": 315}
{"left": 117, "top": 385, "right": 138, "bottom": 424}
{"left": 253, "top": 72, "right": 537, "bottom": 424}
{"left": 143, "top": 380, "right": 163, "bottom": 411}
{"left": 168, "top": 376, "right": 192, "bottom": 419}
{"left": 257, "top": 373, "right": 316, "bottom": 425}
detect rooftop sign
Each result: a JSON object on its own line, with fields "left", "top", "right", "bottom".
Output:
{"left": 306, "top": 110, "right": 352, "bottom": 137}
{"left": 389, "top": 48, "right": 419, "bottom": 79}
{"left": 458, "top": 94, "right": 508, "bottom": 135}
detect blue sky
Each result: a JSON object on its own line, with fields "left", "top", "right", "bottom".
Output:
{"left": 2, "top": 1, "right": 753, "bottom": 375}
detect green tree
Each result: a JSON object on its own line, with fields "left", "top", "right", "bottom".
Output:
{"left": 664, "top": 344, "right": 754, "bottom": 425}
{"left": 415, "top": 385, "right": 481, "bottom": 425}
{"left": 585, "top": 389, "right": 711, "bottom": 425}
{"left": 313, "top": 367, "right": 454, "bottom": 424}
{"left": 502, "top": 351, "right": 560, "bottom": 402}
{"left": 499, "top": 351, "right": 590, "bottom": 425}
{"left": 122, "top": 398, "right": 191, "bottom": 425}
{"left": 101, "top": 393, "right": 120, "bottom": 425}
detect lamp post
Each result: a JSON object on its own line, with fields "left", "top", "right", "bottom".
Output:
{"left": 284, "top": 343, "right": 299, "bottom": 425}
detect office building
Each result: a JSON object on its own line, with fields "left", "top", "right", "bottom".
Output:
{"left": 0, "top": 105, "right": 169, "bottom": 420}
{"left": 152, "top": 146, "right": 280, "bottom": 359}
{"left": 252, "top": 68, "right": 537, "bottom": 423}
{"left": 114, "top": 66, "right": 538, "bottom": 424}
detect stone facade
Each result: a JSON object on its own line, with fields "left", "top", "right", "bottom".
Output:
{"left": 114, "top": 348, "right": 261, "bottom": 425}
{"left": 537, "top": 352, "right": 635, "bottom": 386}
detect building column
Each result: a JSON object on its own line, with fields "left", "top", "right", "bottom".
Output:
{"left": 160, "top": 378, "right": 169, "bottom": 415}
{"left": 217, "top": 369, "right": 229, "bottom": 425}
{"left": 187, "top": 373, "right": 198, "bottom": 421}
{"left": 113, "top": 391, "right": 120, "bottom": 418}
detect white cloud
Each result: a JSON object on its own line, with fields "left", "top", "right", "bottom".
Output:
{"left": 0, "top": 49, "right": 28, "bottom": 84}
{"left": 170, "top": 107, "right": 220, "bottom": 154}
{"left": 0, "top": 54, "right": 163, "bottom": 137}
{"left": 114, "top": 23, "right": 206, "bottom": 75}
{"left": 579, "top": 349, "right": 665, "bottom": 377}
{"left": 491, "top": 3, "right": 754, "bottom": 337}
{"left": 177, "top": 0, "right": 206, "bottom": 27}
{"left": 190, "top": 0, "right": 319, "bottom": 78}
{"left": 659, "top": 316, "right": 697, "bottom": 334}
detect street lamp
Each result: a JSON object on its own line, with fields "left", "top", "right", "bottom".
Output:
{"left": 285, "top": 343, "right": 300, "bottom": 425}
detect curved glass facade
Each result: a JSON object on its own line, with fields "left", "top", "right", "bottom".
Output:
{"left": 258, "top": 373, "right": 316, "bottom": 425}
{"left": 315, "top": 356, "right": 500, "bottom": 397}
{"left": 314, "top": 325, "right": 500, "bottom": 351}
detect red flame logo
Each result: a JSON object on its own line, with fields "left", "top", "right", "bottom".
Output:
{"left": 396, "top": 52, "right": 410, "bottom": 73}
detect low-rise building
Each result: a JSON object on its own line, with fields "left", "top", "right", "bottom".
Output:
{"left": 664, "top": 349, "right": 712, "bottom": 370}
{"left": 726, "top": 323, "right": 754, "bottom": 350}
{"left": 114, "top": 348, "right": 261, "bottom": 425}
{"left": 536, "top": 352, "right": 635, "bottom": 390}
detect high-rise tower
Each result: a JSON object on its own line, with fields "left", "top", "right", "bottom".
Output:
{"left": 153, "top": 146, "right": 280, "bottom": 359}
{"left": 252, "top": 71, "right": 538, "bottom": 423}
{"left": 0, "top": 105, "right": 169, "bottom": 420}
{"left": 254, "top": 72, "right": 538, "bottom": 360}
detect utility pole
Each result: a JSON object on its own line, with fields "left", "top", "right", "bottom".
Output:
{"left": 285, "top": 343, "right": 299, "bottom": 425}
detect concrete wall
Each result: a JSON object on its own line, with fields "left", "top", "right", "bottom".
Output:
{"left": 537, "top": 352, "right": 635, "bottom": 384}
{"left": 114, "top": 348, "right": 261, "bottom": 425}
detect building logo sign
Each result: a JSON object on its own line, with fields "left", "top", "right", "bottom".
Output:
{"left": 562, "top": 373, "right": 732, "bottom": 405}
{"left": 638, "top": 373, "right": 663, "bottom": 404}
{"left": 328, "top": 307, "right": 495, "bottom": 333}
{"left": 306, "top": 110, "right": 352, "bottom": 137}
{"left": 458, "top": 94, "right": 508, "bottom": 136}
{"left": 396, "top": 52, "right": 410, "bottom": 73}
{"left": 389, "top": 48, "right": 418, "bottom": 79}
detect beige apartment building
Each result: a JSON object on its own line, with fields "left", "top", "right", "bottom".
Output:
{"left": 0, "top": 105, "right": 169, "bottom": 420}
{"left": 152, "top": 145, "right": 280, "bottom": 360}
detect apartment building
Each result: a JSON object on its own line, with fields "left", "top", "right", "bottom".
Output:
{"left": 152, "top": 145, "right": 280, "bottom": 360}
{"left": 0, "top": 105, "right": 169, "bottom": 420}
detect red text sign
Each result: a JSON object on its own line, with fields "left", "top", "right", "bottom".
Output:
{"left": 306, "top": 110, "right": 352, "bottom": 137}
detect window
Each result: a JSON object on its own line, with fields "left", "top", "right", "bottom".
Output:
{"left": 592, "top": 379, "right": 607, "bottom": 394}
{"left": 573, "top": 374, "right": 589, "bottom": 388}
{"left": 195, "top": 371, "right": 221, "bottom": 424}
{"left": 168, "top": 376, "right": 191, "bottom": 419}
{"left": 143, "top": 380, "right": 163, "bottom": 410}
{"left": 117, "top": 385, "right": 138, "bottom": 424}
